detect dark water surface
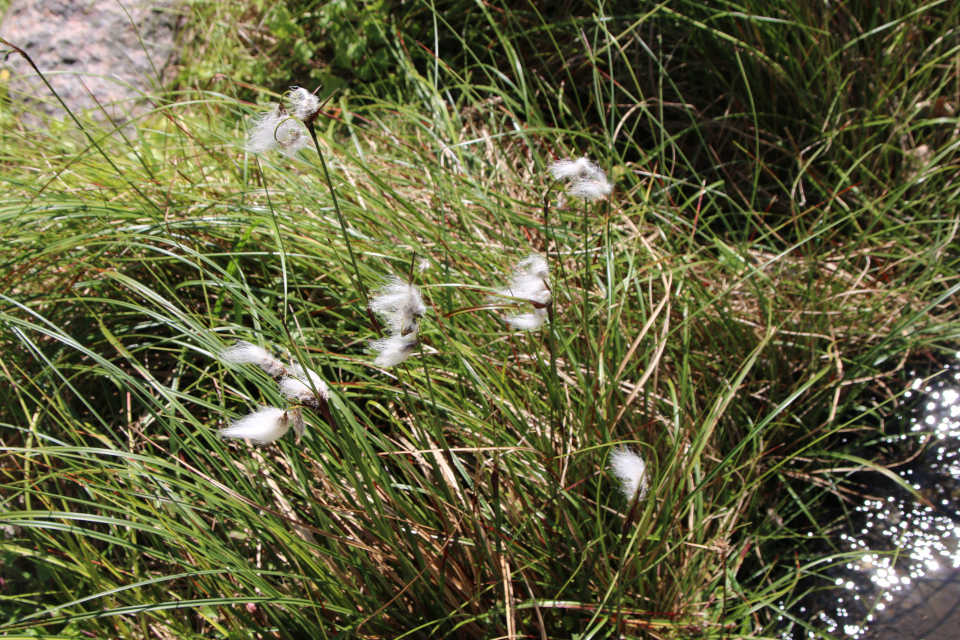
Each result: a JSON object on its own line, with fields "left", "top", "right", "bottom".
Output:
{"left": 869, "top": 567, "right": 960, "bottom": 639}
{"left": 864, "top": 373, "right": 960, "bottom": 638}
{"left": 786, "top": 365, "right": 960, "bottom": 639}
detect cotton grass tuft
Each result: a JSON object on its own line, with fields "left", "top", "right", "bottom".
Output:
{"left": 369, "top": 276, "right": 427, "bottom": 337}
{"left": 568, "top": 176, "right": 613, "bottom": 202}
{"left": 288, "top": 86, "right": 321, "bottom": 124}
{"left": 506, "top": 308, "right": 548, "bottom": 330}
{"left": 494, "top": 254, "right": 551, "bottom": 331}
{"left": 370, "top": 334, "right": 419, "bottom": 367}
{"left": 368, "top": 276, "right": 427, "bottom": 367}
{"left": 548, "top": 155, "right": 613, "bottom": 201}
{"left": 245, "top": 105, "right": 310, "bottom": 157}
{"left": 548, "top": 156, "right": 605, "bottom": 181}
{"left": 279, "top": 363, "right": 329, "bottom": 406}
{"left": 221, "top": 341, "right": 286, "bottom": 378}
{"left": 221, "top": 406, "right": 291, "bottom": 445}
{"left": 609, "top": 448, "right": 648, "bottom": 500}
{"left": 497, "top": 254, "right": 551, "bottom": 307}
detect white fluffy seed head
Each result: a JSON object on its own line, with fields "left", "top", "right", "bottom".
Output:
{"left": 370, "top": 334, "right": 418, "bottom": 367}
{"left": 288, "top": 86, "right": 320, "bottom": 123}
{"left": 245, "top": 105, "right": 309, "bottom": 157}
{"left": 220, "top": 406, "right": 290, "bottom": 444}
{"left": 496, "top": 254, "right": 551, "bottom": 307}
{"left": 279, "top": 363, "right": 329, "bottom": 403}
{"left": 369, "top": 277, "right": 427, "bottom": 337}
{"left": 568, "top": 176, "right": 613, "bottom": 202}
{"left": 609, "top": 448, "right": 648, "bottom": 500}
{"left": 518, "top": 254, "right": 549, "bottom": 280}
{"left": 275, "top": 118, "right": 310, "bottom": 157}
{"left": 246, "top": 106, "right": 283, "bottom": 154}
{"left": 506, "top": 308, "right": 548, "bottom": 331}
{"left": 548, "top": 156, "right": 605, "bottom": 181}
{"left": 220, "top": 341, "right": 286, "bottom": 378}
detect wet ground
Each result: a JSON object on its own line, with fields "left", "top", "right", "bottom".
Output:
{"left": 786, "top": 362, "right": 960, "bottom": 639}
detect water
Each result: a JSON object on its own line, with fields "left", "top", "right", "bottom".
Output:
{"left": 790, "top": 365, "right": 960, "bottom": 638}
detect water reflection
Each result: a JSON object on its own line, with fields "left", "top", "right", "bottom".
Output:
{"left": 787, "top": 364, "right": 960, "bottom": 639}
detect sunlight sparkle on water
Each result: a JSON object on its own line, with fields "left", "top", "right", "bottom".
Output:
{"left": 783, "top": 371, "right": 960, "bottom": 640}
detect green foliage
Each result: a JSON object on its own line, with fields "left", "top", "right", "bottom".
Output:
{"left": 178, "top": 0, "right": 401, "bottom": 101}
{"left": 182, "top": 0, "right": 960, "bottom": 231}
{"left": 0, "top": 0, "right": 958, "bottom": 638}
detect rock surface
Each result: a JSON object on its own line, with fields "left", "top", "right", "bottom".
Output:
{"left": 0, "top": 0, "right": 178, "bottom": 122}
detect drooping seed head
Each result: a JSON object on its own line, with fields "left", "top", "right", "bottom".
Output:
{"left": 279, "top": 363, "right": 329, "bottom": 404}
{"left": 369, "top": 276, "right": 427, "bottom": 337}
{"left": 370, "top": 334, "right": 419, "bottom": 367}
{"left": 245, "top": 104, "right": 309, "bottom": 157}
{"left": 568, "top": 176, "right": 613, "bottom": 202}
{"left": 497, "top": 254, "right": 551, "bottom": 307}
{"left": 506, "top": 307, "right": 548, "bottom": 331}
{"left": 221, "top": 340, "right": 286, "bottom": 378}
{"left": 220, "top": 406, "right": 290, "bottom": 445}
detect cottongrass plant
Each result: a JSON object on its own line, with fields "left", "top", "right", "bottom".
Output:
{"left": 608, "top": 447, "right": 648, "bottom": 502}
{"left": 548, "top": 155, "right": 613, "bottom": 201}
{"left": 287, "top": 86, "right": 321, "bottom": 124}
{"left": 368, "top": 273, "right": 428, "bottom": 366}
{"left": 279, "top": 362, "right": 329, "bottom": 410}
{"left": 495, "top": 254, "right": 551, "bottom": 330}
{"left": 219, "top": 405, "right": 300, "bottom": 444}
{"left": 220, "top": 340, "right": 287, "bottom": 377}
{"left": 244, "top": 86, "right": 323, "bottom": 157}
{"left": 218, "top": 340, "right": 327, "bottom": 442}
{"left": 5, "top": 3, "right": 960, "bottom": 637}
{"left": 568, "top": 177, "right": 613, "bottom": 201}
{"left": 547, "top": 156, "right": 605, "bottom": 181}
{"left": 245, "top": 104, "right": 309, "bottom": 157}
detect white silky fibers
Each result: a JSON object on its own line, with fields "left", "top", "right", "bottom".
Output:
{"left": 221, "top": 406, "right": 290, "bottom": 444}
{"left": 221, "top": 341, "right": 286, "bottom": 378}
{"left": 609, "top": 448, "right": 648, "bottom": 500}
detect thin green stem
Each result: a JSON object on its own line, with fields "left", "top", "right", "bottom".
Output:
{"left": 306, "top": 122, "right": 369, "bottom": 308}
{"left": 581, "top": 199, "right": 593, "bottom": 365}
{"left": 542, "top": 185, "right": 561, "bottom": 434}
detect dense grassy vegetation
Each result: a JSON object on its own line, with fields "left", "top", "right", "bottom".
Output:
{"left": 1, "top": 1, "right": 958, "bottom": 638}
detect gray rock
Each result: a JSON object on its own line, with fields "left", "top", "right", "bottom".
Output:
{"left": 1, "top": 0, "right": 179, "bottom": 123}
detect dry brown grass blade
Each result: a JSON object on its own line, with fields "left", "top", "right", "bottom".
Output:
{"left": 501, "top": 552, "right": 516, "bottom": 640}
{"left": 613, "top": 277, "right": 672, "bottom": 382}
{"left": 612, "top": 282, "right": 672, "bottom": 431}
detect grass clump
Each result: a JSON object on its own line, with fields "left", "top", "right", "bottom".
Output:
{"left": 1, "top": 1, "right": 958, "bottom": 638}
